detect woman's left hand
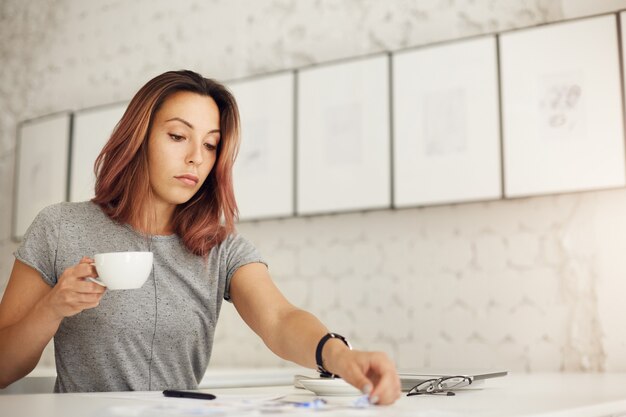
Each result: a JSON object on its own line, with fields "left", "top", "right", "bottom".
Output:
{"left": 326, "top": 348, "right": 402, "bottom": 405}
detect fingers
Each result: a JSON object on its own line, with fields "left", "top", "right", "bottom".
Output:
{"left": 75, "top": 280, "right": 107, "bottom": 294}
{"left": 79, "top": 256, "right": 94, "bottom": 264}
{"left": 60, "top": 262, "right": 97, "bottom": 282}
{"left": 52, "top": 285, "right": 104, "bottom": 310}
{"left": 63, "top": 259, "right": 105, "bottom": 295}
{"left": 342, "top": 361, "right": 374, "bottom": 396}
{"left": 46, "top": 257, "right": 106, "bottom": 318}
{"left": 369, "top": 366, "right": 401, "bottom": 404}
{"left": 75, "top": 260, "right": 105, "bottom": 293}
{"left": 60, "top": 291, "right": 104, "bottom": 305}
{"left": 345, "top": 351, "right": 401, "bottom": 405}
{"left": 77, "top": 292, "right": 105, "bottom": 309}
{"left": 60, "top": 262, "right": 102, "bottom": 289}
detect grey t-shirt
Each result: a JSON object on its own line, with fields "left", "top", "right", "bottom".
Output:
{"left": 14, "top": 201, "right": 266, "bottom": 393}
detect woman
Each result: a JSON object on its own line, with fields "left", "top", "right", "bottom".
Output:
{"left": 0, "top": 70, "right": 401, "bottom": 404}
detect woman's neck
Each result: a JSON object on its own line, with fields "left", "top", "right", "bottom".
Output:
{"left": 149, "top": 218, "right": 174, "bottom": 236}
{"left": 133, "top": 200, "right": 176, "bottom": 236}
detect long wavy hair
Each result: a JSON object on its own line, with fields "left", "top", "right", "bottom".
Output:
{"left": 92, "top": 70, "right": 240, "bottom": 256}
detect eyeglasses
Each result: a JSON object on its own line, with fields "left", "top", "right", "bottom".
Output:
{"left": 407, "top": 375, "right": 473, "bottom": 396}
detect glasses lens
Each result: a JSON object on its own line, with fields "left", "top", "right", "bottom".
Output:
{"left": 408, "top": 379, "right": 437, "bottom": 396}
{"left": 439, "top": 376, "right": 471, "bottom": 390}
{"left": 407, "top": 376, "right": 472, "bottom": 396}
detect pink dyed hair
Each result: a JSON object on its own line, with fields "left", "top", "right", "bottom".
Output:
{"left": 92, "top": 70, "right": 240, "bottom": 256}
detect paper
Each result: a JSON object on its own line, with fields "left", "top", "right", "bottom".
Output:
{"left": 87, "top": 391, "right": 375, "bottom": 416}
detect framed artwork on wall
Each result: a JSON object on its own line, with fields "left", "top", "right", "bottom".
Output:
{"left": 392, "top": 35, "right": 502, "bottom": 207}
{"left": 228, "top": 71, "right": 295, "bottom": 221}
{"left": 297, "top": 54, "right": 391, "bottom": 215}
{"left": 69, "top": 102, "right": 127, "bottom": 202}
{"left": 500, "top": 14, "right": 625, "bottom": 198}
{"left": 12, "top": 112, "right": 72, "bottom": 241}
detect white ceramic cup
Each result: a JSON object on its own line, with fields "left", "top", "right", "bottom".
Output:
{"left": 88, "top": 251, "right": 153, "bottom": 290}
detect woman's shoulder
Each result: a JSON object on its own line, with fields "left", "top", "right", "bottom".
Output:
{"left": 218, "top": 231, "right": 246, "bottom": 247}
{"left": 215, "top": 231, "right": 262, "bottom": 256}
{"left": 22, "top": 201, "right": 98, "bottom": 239}
{"left": 38, "top": 200, "right": 101, "bottom": 217}
{"left": 33, "top": 201, "right": 107, "bottom": 227}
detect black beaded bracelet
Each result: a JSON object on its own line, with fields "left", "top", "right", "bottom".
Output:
{"left": 315, "top": 333, "right": 352, "bottom": 378}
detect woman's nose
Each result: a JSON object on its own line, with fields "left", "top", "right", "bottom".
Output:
{"left": 186, "top": 143, "right": 203, "bottom": 165}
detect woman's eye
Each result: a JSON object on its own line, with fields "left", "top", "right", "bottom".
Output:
{"left": 204, "top": 143, "right": 217, "bottom": 151}
{"left": 169, "top": 134, "right": 185, "bottom": 141}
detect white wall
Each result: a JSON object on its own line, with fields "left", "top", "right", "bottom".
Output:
{"left": 2, "top": 0, "right": 626, "bottom": 373}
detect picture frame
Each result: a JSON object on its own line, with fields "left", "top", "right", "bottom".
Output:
{"left": 69, "top": 102, "right": 127, "bottom": 202}
{"left": 12, "top": 112, "right": 72, "bottom": 241}
{"left": 500, "top": 14, "right": 626, "bottom": 198}
{"left": 297, "top": 54, "right": 391, "bottom": 215}
{"left": 392, "top": 35, "right": 502, "bottom": 207}
{"left": 228, "top": 71, "right": 295, "bottom": 221}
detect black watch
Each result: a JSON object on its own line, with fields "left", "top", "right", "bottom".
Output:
{"left": 315, "top": 332, "right": 352, "bottom": 378}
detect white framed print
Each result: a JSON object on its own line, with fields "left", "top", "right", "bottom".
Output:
{"left": 12, "top": 112, "right": 71, "bottom": 241}
{"left": 70, "top": 102, "right": 127, "bottom": 202}
{"left": 392, "top": 35, "right": 502, "bottom": 207}
{"left": 297, "top": 54, "right": 391, "bottom": 215}
{"left": 229, "top": 72, "right": 295, "bottom": 221}
{"left": 500, "top": 14, "right": 625, "bottom": 198}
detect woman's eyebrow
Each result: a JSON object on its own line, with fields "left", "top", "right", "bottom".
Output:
{"left": 166, "top": 117, "right": 220, "bottom": 135}
{"left": 166, "top": 117, "right": 194, "bottom": 129}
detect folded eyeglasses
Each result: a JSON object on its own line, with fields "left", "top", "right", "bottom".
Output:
{"left": 407, "top": 375, "right": 473, "bottom": 396}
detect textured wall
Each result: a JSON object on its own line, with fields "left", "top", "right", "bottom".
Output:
{"left": 2, "top": 0, "right": 626, "bottom": 373}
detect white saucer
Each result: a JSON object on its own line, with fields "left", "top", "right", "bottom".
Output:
{"left": 298, "top": 378, "right": 362, "bottom": 396}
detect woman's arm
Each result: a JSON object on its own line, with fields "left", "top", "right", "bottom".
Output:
{"left": 230, "top": 263, "right": 401, "bottom": 405}
{"left": 0, "top": 258, "right": 105, "bottom": 388}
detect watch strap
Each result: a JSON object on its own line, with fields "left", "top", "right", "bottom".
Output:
{"left": 315, "top": 332, "right": 352, "bottom": 378}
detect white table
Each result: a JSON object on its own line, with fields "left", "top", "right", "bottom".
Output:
{"left": 1, "top": 373, "right": 626, "bottom": 416}
{"left": 0, "top": 366, "right": 301, "bottom": 394}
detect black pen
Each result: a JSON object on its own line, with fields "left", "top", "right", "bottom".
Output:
{"left": 162, "top": 389, "right": 216, "bottom": 400}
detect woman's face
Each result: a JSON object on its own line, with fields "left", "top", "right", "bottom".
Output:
{"left": 147, "top": 90, "right": 221, "bottom": 208}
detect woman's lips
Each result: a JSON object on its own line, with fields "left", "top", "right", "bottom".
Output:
{"left": 175, "top": 174, "right": 199, "bottom": 186}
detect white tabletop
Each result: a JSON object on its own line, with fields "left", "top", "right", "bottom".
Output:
{"left": 0, "top": 366, "right": 302, "bottom": 394}
{"left": 1, "top": 373, "right": 626, "bottom": 417}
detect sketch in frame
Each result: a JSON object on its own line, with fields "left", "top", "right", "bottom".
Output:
{"left": 228, "top": 72, "right": 295, "bottom": 221}
{"left": 70, "top": 103, "right": 127, "bottom": 203}
{"left": 392, "top": 35, "right": 502, "bottom": 208}
{"left": 297, "top": 54, "right": 391, "bottom": 215}
{"left": 500, "top": 14, "right": 625, "bottom": 198}
{"left": 12, "top": 112, "right": 72, "bottom": 241}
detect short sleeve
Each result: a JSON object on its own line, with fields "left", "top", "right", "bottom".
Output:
{"left": 220, "top": 233, "right": 267, "bottom": 302}
{"left": 13, "top": 204, "right": 62, "bottom": 286}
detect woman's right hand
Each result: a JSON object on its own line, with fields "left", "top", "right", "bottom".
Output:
{"left": 40, "top": 256, "right": 106, "bottom": 319}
